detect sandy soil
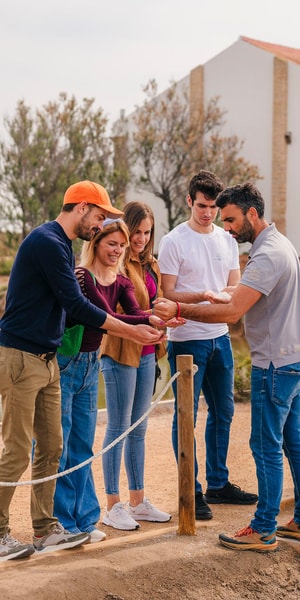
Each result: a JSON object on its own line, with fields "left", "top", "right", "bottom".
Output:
{"left": 1, "top": 397, "right": 299, "bottom": 600}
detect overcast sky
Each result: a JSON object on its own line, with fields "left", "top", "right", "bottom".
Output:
{"left": 1, "top": 0, "right": 299, "bottom": 132}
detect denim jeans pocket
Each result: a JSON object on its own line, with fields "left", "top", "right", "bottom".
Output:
{"left": 272, "top": 363, "right": 300, "bottom": 406}
{"left": 57, "top": 354, "right": 75, "bottom": 373}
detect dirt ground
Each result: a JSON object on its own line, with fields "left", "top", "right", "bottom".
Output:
{"left": 1, "top": 397, "right": 299, "bottom": 600}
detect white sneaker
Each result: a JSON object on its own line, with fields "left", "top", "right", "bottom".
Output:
{"left": 33, "top": 522, "right": 90, "bottom": 553}
{"left": 127, "top": 498, "right": 172, "bottom": 522}
{"left": 86, "top": 528, "right": 106, "bottom": 543}
{"left": 0, "top": 533, "right": 35, "bottom": 562}
{"left": 102, "top": 502, "right": 140, "bottom": 530}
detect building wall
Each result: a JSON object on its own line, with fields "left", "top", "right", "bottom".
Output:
{"left": 271, "top": 57, "right": 288, "bottom": 236}
{"left": 286, "top": 61, "right": 300, "bottom": 251}
{"left": 123, "top": 39, "right": 300, "bottom": 254}
{"left": 204, "top": 39, "right": 274, "bottom": 222}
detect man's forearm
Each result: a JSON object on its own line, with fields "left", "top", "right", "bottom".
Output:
{"left": 153, "top": 298, "right": 241, "bottom": 324}
{"left": 103, "top": 314, "right": 165, "bottom": 345}
{"left": 102, "top": 314, "right": 137, "bottom": 340}
{"left": 163, "top": 290, "right": 210, "bottom": 304}
{"left": 179, "top": 302, "right": 240, "bottom": 324}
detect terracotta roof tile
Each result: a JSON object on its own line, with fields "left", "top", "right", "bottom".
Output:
{"left": 241, "top": 36, "right": 300, "bottom": 65}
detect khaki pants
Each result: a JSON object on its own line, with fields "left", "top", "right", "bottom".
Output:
{"left": 0, "top": 346, "right": 62, "bottom": 536}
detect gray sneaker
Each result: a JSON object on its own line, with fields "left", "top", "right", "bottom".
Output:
{"left": 33, "top": 522, "right": 90, "bottom": 553}
{"left": 0, "top": 533, "right": 35, "bottom": 562}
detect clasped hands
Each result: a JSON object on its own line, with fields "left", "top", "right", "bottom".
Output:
{"left": 149, "top": 313, "right": 186, "bottom": 329}
{"left": 152, "top": 287, "right": 233, "bottom": 321}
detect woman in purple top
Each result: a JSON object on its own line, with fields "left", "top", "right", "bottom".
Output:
{"left": 99, "top": 203, "right": 185, "bottom": 531}
{"left": 53, "top": 219, "right": 163, "bottom": 542}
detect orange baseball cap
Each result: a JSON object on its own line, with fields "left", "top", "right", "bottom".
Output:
{"left": 63, "top": 181, "right": 123, "bottom": 217}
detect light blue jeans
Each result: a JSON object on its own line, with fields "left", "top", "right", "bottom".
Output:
{"left": 100, "top": 353, "right": 155, "bottom": 494}
{"left": 168, "top": 335, "right": 234, "bottom": 493}
{"left": 53, "top": 351, "right": 100, "bottom": 533}
{"left": 250, "top": 362, "right": 300, "bottom": 534}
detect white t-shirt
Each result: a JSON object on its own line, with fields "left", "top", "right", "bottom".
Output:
{"left": 158, "top": 221, "right": 240, "bottom": 341}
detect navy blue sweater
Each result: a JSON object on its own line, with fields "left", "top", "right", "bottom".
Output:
{"left": 0, "top": 221, "right": 107, "bottom": 353}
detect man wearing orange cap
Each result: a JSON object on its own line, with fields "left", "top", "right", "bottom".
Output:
{"left": 0, "top": 181, "right": 165, "bottom": 562}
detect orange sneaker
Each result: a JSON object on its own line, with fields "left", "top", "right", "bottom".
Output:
{"left": 276, "top": 518, "right": 300, "bottom": 541}
{"left": 219, "top": 525, "right": 278, "bottom": 552}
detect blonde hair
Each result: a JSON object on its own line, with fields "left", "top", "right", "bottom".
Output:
{"left": 79, "top": 219, "right": 129, "bottom": 271}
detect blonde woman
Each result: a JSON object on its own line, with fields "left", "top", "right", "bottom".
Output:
{"left": 100, "top": 202, "right": 183, "bottom": 530}
{"left": 54, "top": 219, "right": 162, "bottom": 542}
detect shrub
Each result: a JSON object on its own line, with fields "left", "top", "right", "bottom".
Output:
{"left": 0, "top": 257, "right": 14, "bottom": 275}
{"left": 234, "top": 354, "right": 251, "bottom": 402}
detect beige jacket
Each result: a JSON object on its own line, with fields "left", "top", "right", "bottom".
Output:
{"left": 100, "top": 254, "right": 166, "bottom": 367}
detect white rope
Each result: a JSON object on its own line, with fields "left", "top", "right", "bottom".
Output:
{"left": 0, "top": 369, "right": 188, "bottom": 488}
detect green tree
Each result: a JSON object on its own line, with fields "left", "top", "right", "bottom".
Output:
{"left": 110, "top": 112, "right": 130, "bottom": 207}
{"left": 0, "top": 93, "right": 121, "bottom": 239}
{"left": 130, "top": 79, "right": 261, "bottom": 231}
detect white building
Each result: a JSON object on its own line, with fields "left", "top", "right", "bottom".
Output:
{"left": 117, "top": 36, "right": 300, "bottom": 254}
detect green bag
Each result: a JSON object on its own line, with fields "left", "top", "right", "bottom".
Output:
{"left": 57, "top": 271, "right": 96, "bottom": 357}
{"left": 57, "top": 323, "right": 85, "bottom": 357}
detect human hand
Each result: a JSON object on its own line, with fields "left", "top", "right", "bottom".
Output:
{"left": 222, "top": 285, "right": 237, "bottom": 295}
{"left": 162, "top": 316, "right": 186, "bottom": 328}
{"left": 204, "top": 290, "right": 231, "bottom": 304}
{"left": 152, "top": 298, "right": 177, "bottom": 320}
{"left": 133, "top": 324, "right": 167, "bottom": 345}
{"left": 149, "top": 315, "right": 167, "bottom": 328}
{"left": 149, "top": 315, "right": 186, "bottom": 328}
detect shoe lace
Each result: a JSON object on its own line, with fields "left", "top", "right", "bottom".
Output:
{"left": 234, "top": 526, "right": 255, "bottom": 538}
{"left": 49, "top": 523, "right": 65, "bottom": 535}
{"left": 1, "top": 533, "right": 19, "bottom": 547}
{"left": 114, "top": 502, "right": 128, "bottom": 516}
{"left": 228, "top": 483, "right": 243, "bottom": 493}
{"left": 142, "top": 497, "right": 153, "bottom": 509}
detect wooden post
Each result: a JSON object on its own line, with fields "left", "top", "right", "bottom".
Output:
{"left": 176, "top": 354, "right": 196, "bottom": 535}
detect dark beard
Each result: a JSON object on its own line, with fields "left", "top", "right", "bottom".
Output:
{"left": 233, "top": 217, "right": 255, "bottom": 244}
{"left": 75, "top": 215, "right": 100, "bottom": 241}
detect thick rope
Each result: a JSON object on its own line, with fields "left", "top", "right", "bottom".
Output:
{"left": 0, "top": 369, "right": 186, "bottom": 487}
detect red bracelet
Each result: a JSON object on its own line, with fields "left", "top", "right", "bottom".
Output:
{"left": 176, "top": 301, "right": 180, "bottom": 318}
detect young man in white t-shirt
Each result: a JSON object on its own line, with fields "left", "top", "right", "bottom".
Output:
{"left": 158, "top": 170, "right": 258, "bottom": 520}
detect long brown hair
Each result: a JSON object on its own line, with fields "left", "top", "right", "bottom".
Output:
{"left": 123, "top": 202, "right": 155, "bottom": 266}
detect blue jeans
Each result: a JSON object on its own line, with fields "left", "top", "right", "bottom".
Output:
{"left": 100, "top": 353, "right": 155, "bottom": 494}
{"left": 168, "top": 335, "right": 234, "bottom": 493}
{"left": 250, "top": 362, "right": 300, "bottom": 534}
{"left": 53, "top": 351, "right": 100, "bottom": 533}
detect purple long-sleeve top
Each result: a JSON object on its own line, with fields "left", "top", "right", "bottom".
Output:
{"left": 75, "top": 267, "right": 150, "bottom": 352}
